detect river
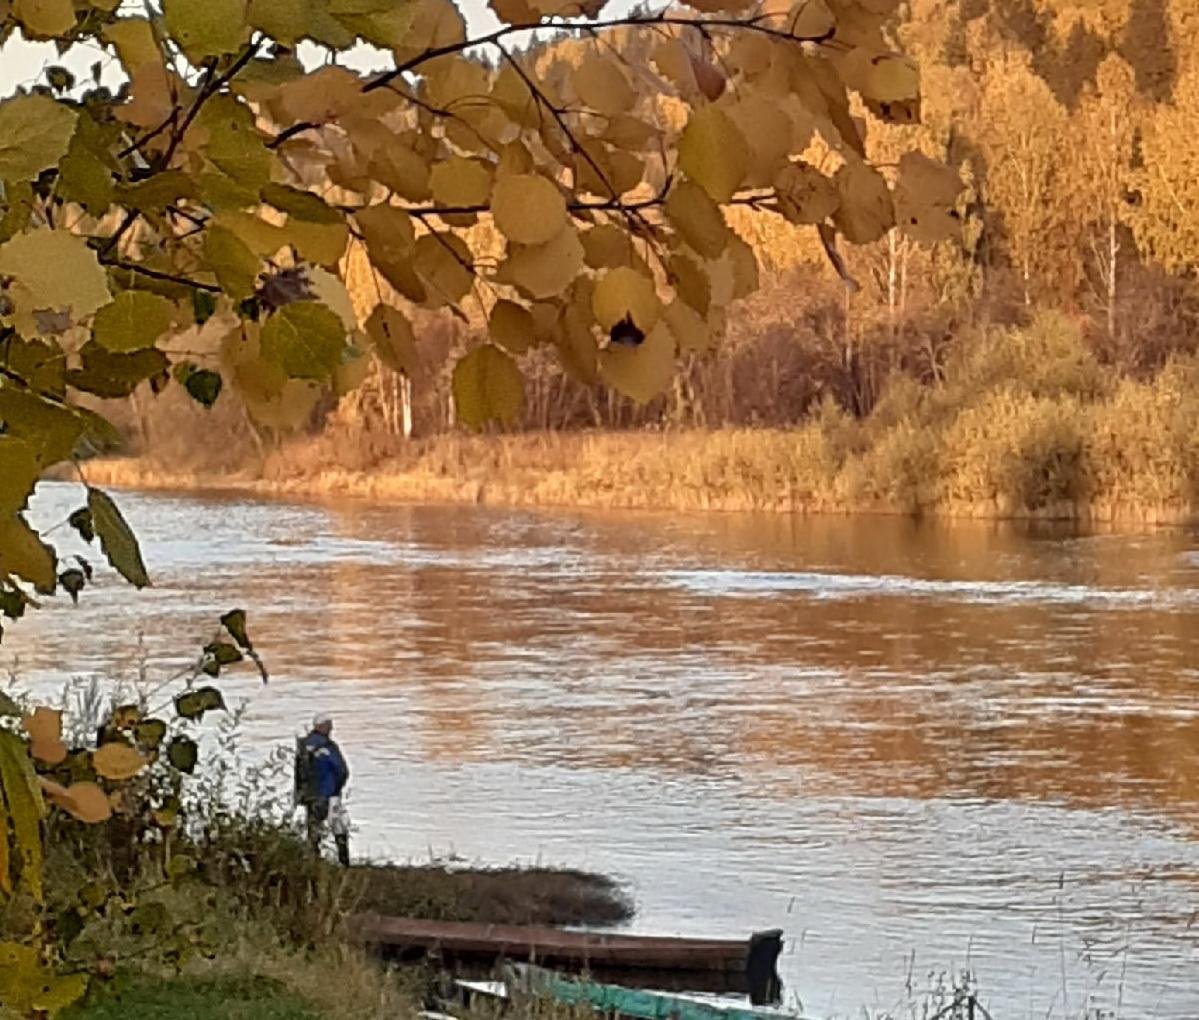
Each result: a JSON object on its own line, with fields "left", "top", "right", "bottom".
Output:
{"left": 9, "top": 482, "right": 1199, "bottom": 1018}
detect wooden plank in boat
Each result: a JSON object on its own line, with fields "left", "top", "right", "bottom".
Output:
{"left": 354, "top": 915, "right": 753, "bottom": 972}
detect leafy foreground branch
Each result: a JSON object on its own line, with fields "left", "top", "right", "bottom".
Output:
{"left": 0, "top": 0, "right": 964, "bottom": 634}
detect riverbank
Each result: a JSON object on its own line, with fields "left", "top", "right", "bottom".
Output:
{"left": 78, "top": 423, "right": 1198, "bottom": 526}
{"left": 73, "top": 313, "right": 1199, "bottom": 526}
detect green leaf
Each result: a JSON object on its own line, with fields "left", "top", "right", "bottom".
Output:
{"left": 58, "top": 568, "right": 85, "bottom": 604}
{"left": 174, "top": 686, "right": 225, "bottom": 721}
{"left": 163, "top": 0, "right": 249, "bottom": 60}
{"left": 0, "top": 691, "right": 19, "bottom": 716}
{"left": 260, "top": 301, "right": 346, "bottom": 380}
{"left": 134, "top": 718, "right": 167, "bottom": 749}
{"left": 0, "top": 730, "right": 46, "bottom": 901}
{"left": 0, "top": 437, "right": 38, "bottom": 517}
{"left": 0, "top": 588, "right": 26, "bottom": 621}
{"left": 166, "top": 851, "right": 196, "bottom": 878}
{"left": 204, "top": 224, "right": 261, "bottom": 301}
{"left": 176, "top": 365, "right": 223, "bottom": 408}
{"left": 167, "top": 736, "right": 198, "bottom": 773}
{"left": 204, "top": 641, "right": 242, "bottom": 665}
{"left": 261, "top": 182, "right": 342, "bottom": 223}
{"left": 452, "top": 344, "right": 525, "bottom": 430}
{"left": 69, "top": 507, "right": 95, "bottom": 544}
{"left": 220, "top": 608, "right": 251, "bottom": 649}
{"left": 0, "top": 95, "right": 78, "bottom": 183}
{"left": 87, "top": 487, "right": 150, "bottom": 588}
{"left": 115, "top": 170, "right": 197, "bottom": 212}
{"left": 57, "top": 111, "right": 118, "bottom": 215}
{"left": 0, "top": 179, "right": 34, "bottom": 244}
{"left": 0, "top": 388, "right": 83, "bottom": 468}
{"left": 192, "top": 289, "right": 218, "bottom": 325}
{"left": 0, "top": 514, "right": 57, "bottom": 594}
{"left": 92, "top": 291, "right": 175, "bottom": 352}
{"left": 65, "top": 342, "right": 169, "bottom": 398}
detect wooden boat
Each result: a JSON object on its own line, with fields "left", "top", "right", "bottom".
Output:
{"left": 457, "top": 964, "right": 811, "bottom": 1020}
{"left": 355, "top": 915, "right": 783, "bottom": 1001}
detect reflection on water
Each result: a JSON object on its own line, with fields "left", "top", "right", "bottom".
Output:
{"left": 8, "top": 483, "right": 1199, "bottom": 1017}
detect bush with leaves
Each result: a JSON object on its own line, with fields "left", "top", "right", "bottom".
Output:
{"left": 0, "top": 611, "right": 268, "bottom": 1016}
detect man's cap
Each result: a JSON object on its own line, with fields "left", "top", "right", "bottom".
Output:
{"left": 313, "top": 712, "right": 333, "bottom": 728}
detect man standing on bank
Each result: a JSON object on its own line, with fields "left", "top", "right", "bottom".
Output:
{"left": 295, "top": 712, "right": 351, "bottom": 866}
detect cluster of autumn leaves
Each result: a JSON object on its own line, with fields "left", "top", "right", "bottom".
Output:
{"left": 0, "top": 0, "right": 961, "bottom": 442}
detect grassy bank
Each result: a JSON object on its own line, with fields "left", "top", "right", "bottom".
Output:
{"left": 77, "top": 314, "right": 1199, "bottom": 525}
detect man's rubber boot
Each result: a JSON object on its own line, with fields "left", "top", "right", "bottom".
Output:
{"left": 335, "top": 834, "right": 351, "bottom": 867}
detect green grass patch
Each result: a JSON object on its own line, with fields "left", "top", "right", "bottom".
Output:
{"left": 62, "top": 974, "right": 324, "bottom": 1020}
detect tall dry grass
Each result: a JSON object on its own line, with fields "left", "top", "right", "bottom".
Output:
{"left": 82, "top": 313, "right": 1199, "bottom": 524}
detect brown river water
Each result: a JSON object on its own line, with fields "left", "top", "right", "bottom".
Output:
{"left": 9, "top": 482, "right": 1199, "bottom": 1018}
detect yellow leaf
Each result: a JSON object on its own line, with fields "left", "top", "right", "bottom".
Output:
{"left": 832, "top": 161, "right": 895, "bottom": 243}
{"left": 119, "top": 63, "right": 179, "bottom": 131}
{"left": 452, "top": 345, "right": 524, "bottom": 430}
{"left": 247, "top": 0, "right": 339, "bottom": 46}
{"left": 213, "top": 212, "right": 287, "bottom": 257}
{"left": 275, "top": 66, "right": 365, "bottom": 125}
{"left": 283, "top": 219, "right": 350, "bottom": 267}
{"left": 490, "top": 173, "right": 568, "bottom": 246}
{"left": 488, "top": 300, "right": 535, "bottom": 353}
{"left": 573, "top": 139, "right": 644, "bottom": 198}
{"left": 664, "top": 180, "right": 730, "bottom": 259}
{"left": 13, "top": 0, "right": 75, "bottom": 36}
{"left": 652, "top": 38, "right": 699, "bottom": 96}
{"left": 355, "top": 203, "right": 416, "bottom": 259}
{"left": 0, "top": 438, "right": 38, "bottom": 517}
{"left": 305, "top": 267, "right": 357, "bottom": 332}
{"left": 23, "top": 707, "right": 67, "bottom": 765}
{"left": 393, "top": 0, "right": 465, "bottom": 62}
{"left": 245, "top": 378, "right": 321, "bottom": 430}
{"left": 366, "top": 140, "right": 432, "bottom": 202}
{"left": 581, "top": 224, "right": 637, "bottom": 270}
{"left": 598, "top": 322, "right": 675, "bottom": 404}
{"left": 728, "top": 33, "right": 772, "bottom": 76}
{"left": 725, "top": 235, "right": 760, "bottom": 300}
{"left": 163, "top": 0, "right": 249, "bottom": 61}
{"left": 592, "top": 267, "right": 661, "bottom": 335}
{"left": 663, "top": 298, "right": 713, "bottom": 353}
{"left": 364, "top": 304, "right": 418, "bottom": 376}
{"left": 101, "top": 19, "right": 160, "bottom": 77}
{"left": 0, "top": 96, "right": 78, "bottom": 183}
{"left": 667, "top": 253, "right": 711, "bottom": 316}
{"left": 896, "top": 151, "right": 962, "bottom": 206}
{"left": 736, "top": 96, "right": 794, "bottom": 187}
{"left": 677, "top": 107, "right": 748, "bottom": 203}
{"left": 412, "top": 233, "right": 474, "bottom": 307}
{"left": 775, "top": 161, "right": 840, "bottom": 224}
{"left": 92, "top": 742, "right": 147, "bottom": 781}
{"left": 0, "top": 229, "right": 110, "bottom": 338}
{"left": 495, "top": 224, "right": 585, "bottom": 300}
{"left": 894, "top": 152, "right": 963, "bottom": 244}
{"left": 863, "top": 52, "right": 920, "bottom": 103}
{"left": 430, "top": 156, "right": 493, "bottom": 208}
{"left": 789, "top": 0, "right": 835, "bottom": 38}
{"left": 41, "top": 779, "right": 112, "bottom": 823}
{"left": 0, "top": 733, "right": 45, "bottom": 903}
{"left": 93, "top": 292, "right": 176, "bottom": 352}
{"left": 573, "top": 54, "right": 635, "bottom": 116}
